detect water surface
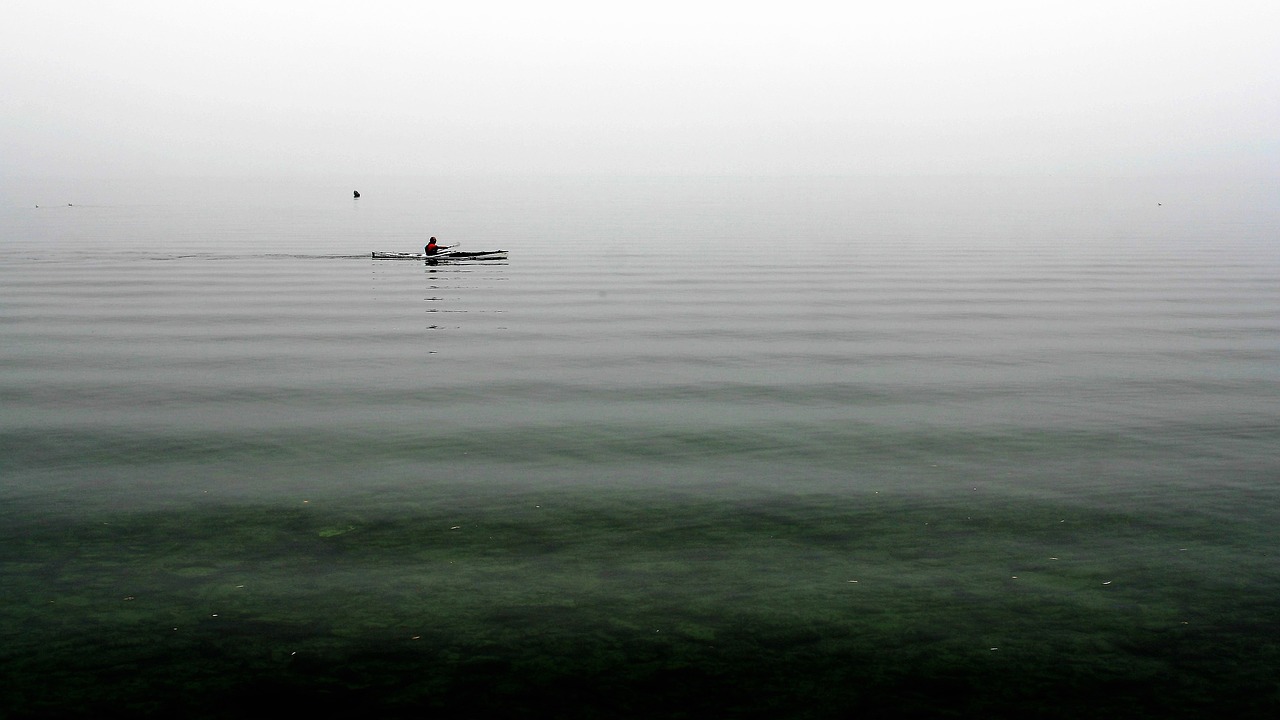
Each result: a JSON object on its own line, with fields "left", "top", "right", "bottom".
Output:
{"left": 2, "top": 175, "right": 1278, "bottom": 717}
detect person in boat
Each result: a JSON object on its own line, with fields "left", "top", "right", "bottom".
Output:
{"left": 425, "top": 237, "right": 440, "bottom": 256}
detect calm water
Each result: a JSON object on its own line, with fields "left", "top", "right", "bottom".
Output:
{"left": 2, "top": 175, "right": 1279, "bottom": 717}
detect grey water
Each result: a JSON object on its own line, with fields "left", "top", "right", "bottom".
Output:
{"left": 2, "top": 175, "right": 1279, "bottom": 717}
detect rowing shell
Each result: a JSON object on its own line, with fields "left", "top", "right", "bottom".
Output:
{"left": 372, "top": 250, "right": 508, "bottom": 260}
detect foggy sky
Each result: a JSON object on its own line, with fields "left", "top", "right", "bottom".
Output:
{"left": 2, "top": 1, "right": 1276, "bottom": 178}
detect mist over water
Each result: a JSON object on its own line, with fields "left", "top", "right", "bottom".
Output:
{"left": 2, "top": 175, "right": 1279, "bottom": 717}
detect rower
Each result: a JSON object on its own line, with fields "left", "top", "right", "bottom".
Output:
{"left": 425, "top": 237, "right": 439, "bottom": 256}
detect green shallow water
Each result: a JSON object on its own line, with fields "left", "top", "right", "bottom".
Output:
{"left": 3, "top": 486, "right": 1278, "bottom": 718}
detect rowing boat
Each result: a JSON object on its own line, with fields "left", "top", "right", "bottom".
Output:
{"left": 371, "top": 250, "right": 508, "bottom": 260}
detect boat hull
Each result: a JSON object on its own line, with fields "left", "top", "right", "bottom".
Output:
{"left": 372, "top": 251, "right": 507, "bottom": 260}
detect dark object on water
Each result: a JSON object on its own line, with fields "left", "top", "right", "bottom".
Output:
{"left": 372, "top": 250, "right": 507, "bottom": 260}
{"left": 353, "top": 191, "right": 361, "bottom": 198}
